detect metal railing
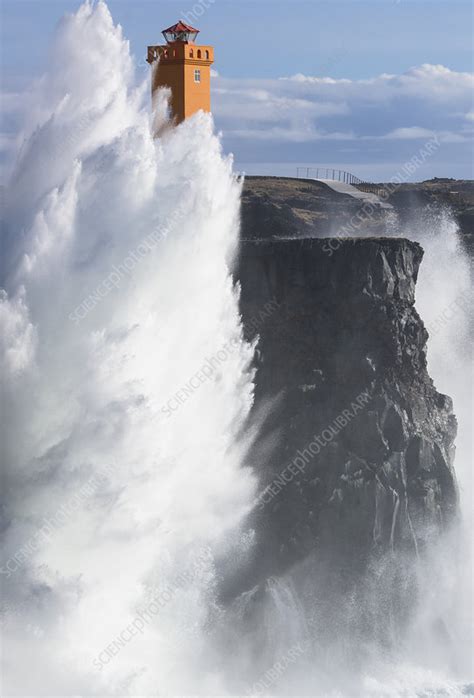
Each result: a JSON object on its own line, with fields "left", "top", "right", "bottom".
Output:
{"left": 296, "top": 167, "right": 386, "bottom": 198}
{"left": 356, "top": 183, "right": 386, "bottom": 198}
{"left": 296, "top": 167, "right": 365, "bottom": 185}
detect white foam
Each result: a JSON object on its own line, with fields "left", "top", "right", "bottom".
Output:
{"left": 1, "top": 2, "right": 256, "bottom": 694}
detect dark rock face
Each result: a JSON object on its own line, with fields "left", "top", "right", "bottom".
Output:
{"left": 236, "top": 238, "right": 458, "bottom": 592}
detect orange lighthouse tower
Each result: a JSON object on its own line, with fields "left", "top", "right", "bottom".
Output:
{"left": 147, "top": 21, "right": 214, "bottom": 124}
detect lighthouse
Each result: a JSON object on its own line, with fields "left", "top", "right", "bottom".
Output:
{"left": 147, "top": 21, "right": 214, "bottom": 124}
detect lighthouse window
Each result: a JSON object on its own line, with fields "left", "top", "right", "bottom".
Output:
{"left": 194, "top": 69, "right": 201, "bottom": 83}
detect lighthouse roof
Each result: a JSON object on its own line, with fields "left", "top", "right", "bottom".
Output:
{"left": 162, "top": 21, "right": 200, "bottom": 44}
{"left": 163, "top": 20, "right": 200, "bottom": 34}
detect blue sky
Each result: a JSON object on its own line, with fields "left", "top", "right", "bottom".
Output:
{"left": 1, "top": 0, "right": 472, "bottom": 82}
{"left": 1, "top": 0, "right": 473, "bottom": 180}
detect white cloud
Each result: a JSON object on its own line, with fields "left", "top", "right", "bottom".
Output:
{"left": 383, "top": 127, "right": 436, "bottom": 140}
{"left": 226, "top": 127, "right": 355, "bottom": 143}
{"left": 212, "top": 64, "right": 473, "bottom": 177}
{"left": 2, "top": 64, "right": 473, "bottom": 181}
{"left": 285, "top": 73, "right": 352, "bottom": 85}
{"left": 214, "top": 87, "right": 349, "bottom": 124}
{"left": 380, "top": 127, "right": 470, "bottom": 144}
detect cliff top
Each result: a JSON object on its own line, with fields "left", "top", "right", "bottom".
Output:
{"left": 241, "top": 176, "right": 474, "bottom": 253}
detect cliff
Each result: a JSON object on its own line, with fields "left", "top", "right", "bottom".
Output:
{"left": 241, "top": 176, "right": 474, "bottom": 254}
{"left": 233, "top": 237, "right": 458, "bottom": 597}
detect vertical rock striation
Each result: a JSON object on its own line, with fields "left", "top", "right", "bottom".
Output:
{"left": 236, "top": 238, "right": 458, "bottom": 588}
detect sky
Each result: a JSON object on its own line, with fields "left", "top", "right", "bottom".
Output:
{"left": 1, "top": 0, "right": 473, "bottom": 181}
